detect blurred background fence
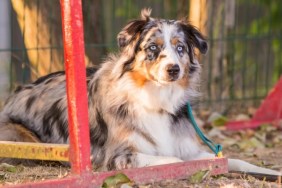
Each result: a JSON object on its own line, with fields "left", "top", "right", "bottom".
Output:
{"left": 0, "top": 0, "right": 281, "bottom": 114}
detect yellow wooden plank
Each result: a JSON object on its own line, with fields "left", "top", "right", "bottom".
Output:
{"left": 0, "top": 141, "right": 69, "bottom": 161}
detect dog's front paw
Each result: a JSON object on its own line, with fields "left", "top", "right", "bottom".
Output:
{"left": 113, "top": 156, "right": 135, "bottom": 170}
{"left": 148, "top": 157, "right": 183, "bottom": 166}
{"left": 136, "top": 153, "right": 183, "bottom": 167}
{"left": 107, "top": 151, "right": 136, "bottom": 170}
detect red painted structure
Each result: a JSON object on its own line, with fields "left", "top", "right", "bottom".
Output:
{"left": 226, "top": 76, "right": 282, "bottom": 130}
{"left": 8, "top": 158, "right": 227, "bottom": 188}
{"left": 5, "top": 0, "right": 228, "bottom": 187}
{"left": 60, "top": 0, "right": 92, "bottom": 175}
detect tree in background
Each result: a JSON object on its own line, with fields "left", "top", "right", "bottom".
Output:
{"left": 11, "top": 0, "right": 64, "bottom": 81}
{"left": 11, "top": 0, "right": 105, "bottom": 83}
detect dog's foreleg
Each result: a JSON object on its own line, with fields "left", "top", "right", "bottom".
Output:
{"left": 135, "top": 153, "right": 183, "bottom": 167}
{"left": 193, "top": 152, "right": 281, "bottom": 176}
{"left": 105, "top": 144, "right": 183, "bottom": 170}
{"left": 137, "top": 152, "right": 281, "bottom": 176}
{"left": 228, "top": 158, "right": 281, "bottom": 176}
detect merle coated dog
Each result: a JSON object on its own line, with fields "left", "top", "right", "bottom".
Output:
{"left": 0, "top": 9, "right": 280, "bottom": 177}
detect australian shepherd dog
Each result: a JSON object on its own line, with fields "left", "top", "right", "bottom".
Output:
{"left": 0, "top": 9, "right": 280, "bottom": 176}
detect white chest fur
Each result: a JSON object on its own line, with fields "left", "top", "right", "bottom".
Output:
{"left": 131, "top": 110, "right": 176, "bottom": 156}
{"left": 131, "top": 82, "right": 187, "bottom": 114}
{"left": 128, "top": 105, "right": 203, "bottom": 161}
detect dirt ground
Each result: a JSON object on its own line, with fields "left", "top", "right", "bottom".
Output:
{"left": 0, "top": 123, "right": 282, "bottom": 187}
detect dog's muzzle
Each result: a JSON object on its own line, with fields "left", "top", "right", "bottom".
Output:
{"left": 166, "top": 64, "right": 180, "bottom": 81}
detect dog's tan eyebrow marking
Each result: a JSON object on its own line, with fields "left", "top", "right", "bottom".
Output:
{"left": 141, "top": 27, "right": 160, "bottom": 46}
{"left": 171, "top": 37, "right": 180, "bottom": 45}
{"left": 155, "top": 37, "right": 164, "bottom": 46}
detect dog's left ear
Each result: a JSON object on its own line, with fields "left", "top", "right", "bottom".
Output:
{"left": 117, "top": 8, "right": 152, "bottom": 49}
{"left": 178, "top": 22, "right": 208, "bottom": 54}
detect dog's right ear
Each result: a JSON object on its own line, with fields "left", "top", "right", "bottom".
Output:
{"left": 117, "top": 8, "right": 152, "bottom": 49}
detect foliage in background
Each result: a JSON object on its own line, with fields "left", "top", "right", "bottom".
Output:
{"left": 3, "top": 0, "right": 282, "bottom": 112}
{"left": 248, "top": 0, "right": 282, "bottom": 82}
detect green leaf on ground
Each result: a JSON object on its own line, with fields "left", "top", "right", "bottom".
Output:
{"left": 188, "top": 170, "right": 210, "bottom": 184}
{"left": 238, "top": 137, "right": 265, "bottom": 151}
{"left": 102, "top": 173, "right": 133, "bottom": 188}
{"left": 208, "top": 113, "right": 229, "bottom": 127}
{"left": 0, "top": 172, "right": 5, "bottom": 180}
{"left": 0, "top": 163, "right": 17, "bottom": 173}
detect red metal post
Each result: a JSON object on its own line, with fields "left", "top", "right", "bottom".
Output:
{"left": 60, "top": 0, "right": 92, "bottom": 174}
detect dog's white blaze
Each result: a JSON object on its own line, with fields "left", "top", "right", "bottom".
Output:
{"left": 157, "top": 24, "right": 181, "bottom": 82}
{"left": 162, "top": 24, "right": 176, "bottom": 57}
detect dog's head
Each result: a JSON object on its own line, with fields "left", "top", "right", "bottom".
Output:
{"left": 117, "top": 8, "right": 207, "bottom": 86}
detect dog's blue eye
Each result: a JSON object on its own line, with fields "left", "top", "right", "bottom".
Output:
{"left": 149, "top": 45, "right": 157, "bottom": 51}
{"left": 177, "top": 46, "right": 184, "bottom": 53}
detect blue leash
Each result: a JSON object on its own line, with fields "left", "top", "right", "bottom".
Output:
{"left": 186, "top": 102, "right": 223, "bottom": 157}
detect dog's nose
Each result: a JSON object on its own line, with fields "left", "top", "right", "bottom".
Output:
{"left": 167, "top": 64, "right": 180, "bottom": 77}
